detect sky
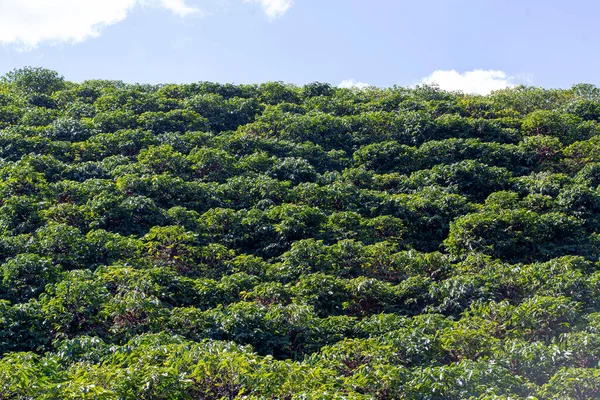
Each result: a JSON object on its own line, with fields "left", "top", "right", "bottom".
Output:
{"left": 0, "top": 0, "right": 598, "bottom": 94}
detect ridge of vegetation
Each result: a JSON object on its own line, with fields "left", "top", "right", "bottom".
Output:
{"left": 1, "top": 67, "right": 600, "bottom": 398}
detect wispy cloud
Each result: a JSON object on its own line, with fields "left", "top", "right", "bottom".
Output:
{"left": 243, "top": 0, "right": 295, "bottom": 19}
{"left": 339, "top": 79, "right": 370, "bottom": 90}
{"left": 0, "top": 0, "right": 201, "bottom": 49}
{"left": 158, "top": 0, "right": 202, "bottom": 17}
{"left": 418, "top": 69, "right": 517, "bottom": 95}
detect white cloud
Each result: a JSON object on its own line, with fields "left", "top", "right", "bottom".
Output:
{"left": 418, "top": 69, "right": 516, "bottom": 95}
{"left": 158, "top": 0, "right": 201, "bottom": 17}
{"left": 339, "top": 79, "right": 370, "bottom": 90}
{"left": 244, "top": 0, "right": 294, "bottom": 19}
{"left": 0, "top": 0, "right": 201, "bottom": 49}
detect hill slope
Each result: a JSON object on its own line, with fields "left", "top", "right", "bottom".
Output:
{"left": 1, "top": 67, "right": 600, "bottom": 398}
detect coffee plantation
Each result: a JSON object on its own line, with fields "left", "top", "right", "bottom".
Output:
{"left": 1, "top": 67, "right": 600, "bottom": 398}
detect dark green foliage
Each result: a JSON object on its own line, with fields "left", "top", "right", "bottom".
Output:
{"left": 2, "top": 69, "right": 600, "bottom": 397}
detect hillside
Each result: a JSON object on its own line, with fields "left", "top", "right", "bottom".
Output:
{"left": 2, "top": 67, "right": 600, "bottom": 398}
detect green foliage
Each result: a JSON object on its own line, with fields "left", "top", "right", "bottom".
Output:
{"left": 2, "top": 67, "right": 66, "bottom": 96}
{"left": 1, "top": 70, "right": 600, "bottom": 397}
{"left": 0, "top": 254, "right": 63, "bottom": 302}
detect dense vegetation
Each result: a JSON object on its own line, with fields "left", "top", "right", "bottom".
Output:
{"left": 1, "top": 67, "right": 600, "bottom": 398}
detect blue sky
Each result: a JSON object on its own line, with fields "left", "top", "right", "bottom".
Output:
{"left": 0, "top": 0, "right": 598, "bottom": 93}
